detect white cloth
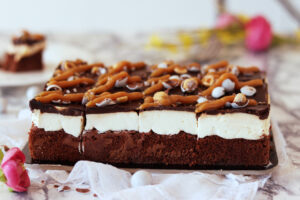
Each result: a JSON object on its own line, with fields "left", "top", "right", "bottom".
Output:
{"left": 52, "top": 161, "right": 269, "bottom": 200}
{"left": 0, "top": 109, "right": 31, "bottom": 149}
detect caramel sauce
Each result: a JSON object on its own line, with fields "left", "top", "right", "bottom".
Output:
{"left": 143, "top": 81, "right": 163, "bottom": 95}
{"left": 36, "top": 93, "right": 84, "bottom": 103}
{"left": 52, "top": 64, "right": 96, "bottom": 81}
{"left": 147, "top": 74, "right": 170, "bottom": 84}
{"left": 195, "top": 95, "right": 258, "bottom": 113}
{"left": 205, "top": 60, "right": 228, "bottom": 71}
{"left": 150, "top": 65, "right": 175, "bottom": 77}
{"left": 48, "top": 77, "right": 95, "bottom": 88}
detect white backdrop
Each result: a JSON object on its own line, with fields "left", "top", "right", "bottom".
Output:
{"left": 0, "top": 0, "right": 299, "bottom": 34}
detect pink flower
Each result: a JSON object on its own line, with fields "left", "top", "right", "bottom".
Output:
{"left": 245, "top": 16, "right": 272, "bottom": 51}
{"left": 1, "top": 147, "right": 30, "bottom": 192}
{"left": 215, "top": 13, "right": 240, "bottom": 29}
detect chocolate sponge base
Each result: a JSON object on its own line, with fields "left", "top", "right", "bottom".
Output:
{"left": 82, "top": 130, "right": 270, "bottom": 169}
{"left": 28, "top": 125, "right": 82, "bottom": 164}
{"left": 28, "top": 127, "right": 270, "bottom": 169}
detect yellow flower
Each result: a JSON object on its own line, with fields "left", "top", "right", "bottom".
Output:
{"left": 296, "top": 29, "right": 300, "bottom": 41}
{"left": 148, "top": 34, "right": 163, "bottom": 48}
{"left": 178, "top": 33, "right": 193, "bottom": 50}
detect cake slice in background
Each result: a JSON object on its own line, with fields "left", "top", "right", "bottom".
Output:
{"left": 3, "top": 30, "right": 45, "bottom": 72}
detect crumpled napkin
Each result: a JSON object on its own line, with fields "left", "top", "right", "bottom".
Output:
{"left": 27, "top": 161, "right": 269, "bottom": 200}
{"left": 0, "top": 109, "right": 31, "bottom": 149}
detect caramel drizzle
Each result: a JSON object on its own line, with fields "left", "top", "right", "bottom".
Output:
{"left": 48, "top": 77, "right": 95, "bottom": 88}
{"left": 52, "top": 63, "right": 103, "bottom": 81}
{"left": 147, "top": 74, "right": 170, "bottom": 84}
{"left": 128, "top": 76, "right": 142, "bottom": 83}
{"left": 139, "top": 94, "right": 199, "bottom": 110}
{"left": 237, "top": 66, "right": 260, "bottom": 74}
{"left": 150, "top": 65, "right": 176, "bottom": 77}
{"left": 35, "top": 91, "right": 84, "bottom": 103}
{"left": 110, "top": 61, "right": 146, "bottom": 75}
{"left": 205, "top": 60, "right": 228, "bottom": 71}
{"left": 96, "top": 61, "right": 145, "bottom": 85}
{"left": 143, "top": 81, "right": 163, "bottom": 96}
{"left": 86, "top": 91, "right": 143, "bottom": 107}
{"left": 201, "top": 73, "right": 263, "bottom": 96}
{"left": 91, "top": 71, "right": 129, "bottom": 94}
{"left": 195, "top": 95, "right": 257, "bottom": 113}
{"left": 205, "top": 60, "right": 260, "bottom": 74}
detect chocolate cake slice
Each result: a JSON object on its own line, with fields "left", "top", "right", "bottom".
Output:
{"left": 28, "top": 60, "right": 271, "bottom": 168}
{"left": 3, "top": 30, "right": 45, "bottom": 72}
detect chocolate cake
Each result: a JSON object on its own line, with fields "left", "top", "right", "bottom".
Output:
{"left": 28, "top": 60, "right": 271, "bottom": 168}
{"left": 3, "top": 30, "right": 45, "bottom": 72}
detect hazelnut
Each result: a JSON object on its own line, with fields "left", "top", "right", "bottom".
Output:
{"left": 174, "top": 66, "right": 188, "bottom": 74}
{"left": 233, "top": 93, "right": 247, "bottom": 104}
{"left": 153, "top": 91, "right": 168, "bottom": 102}
{"left": 187, "top": 63, "right": 201, "bottom": 72}
{"left": 91, "top": 66, "right": 99, "bottom": 74}
{"left": 153, "top": 91, "right": 171, "bottom": 105}
{"left": 202, "top": 74, "right": 215, "bottom": 87}
{"left": 180, "top": 74, "right": 192, "bottom": 80}
{"left": 116, "top": 96, "right": 128, "bottom": 103}
{"left": 231, "top": 93, "right": 249, "bottom": 108}
{"left": 162, "top": 79, "right": 180, "bottom": 89}
{"left": 181, "top": 78, "right": 198, "bottom": 93}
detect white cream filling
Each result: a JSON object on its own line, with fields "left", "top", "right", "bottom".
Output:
{"left": 197, "top": 113, "right": 270, "bottom": 140}
{"left": 8, "top": 41, "right": 45, "bottom": 61}
{"left": 32, "top": 109, "right": 83, "bottom": 137}
{"left": 139, "top": 110, "right": 198, "bottom": 135}
{"left": 32, "top": 109, "right": 270, "bottom": 140}
{"left": 85, "top": 112, "right": 139, "bottom": 133}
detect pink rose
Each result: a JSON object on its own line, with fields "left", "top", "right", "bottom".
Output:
{"left": 215, "top": 13, "right": 240, "bottom": 29}
{"left": 1, "top": 147, "right": 30, "bottom": 192}
{"left": 245, "top": 16, "right": 272, "bottom": 51}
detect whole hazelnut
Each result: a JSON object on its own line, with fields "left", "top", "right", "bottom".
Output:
{"left": 202, "top": 74, "right": 215, "bottom": 87}
{"left": 174, "top": 66, "right": 188, "bottom": 74}
{"left": 181, "top": 78, "right": 198, "bottom": 93}
{"left": 232, "top": 93, "right": 249, "bottom": 108}
{"left": 153, "top": 91, "right": 170, "bottom": 105}
{"left": 233, "top": 93, "right": 247, "bottom": 104}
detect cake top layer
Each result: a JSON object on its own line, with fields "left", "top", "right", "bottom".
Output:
{"left": 30, "top": 59, "right": 269, "bottom": 118}
{"left": 12, "top": 30, "right": 45, "bottom": 46}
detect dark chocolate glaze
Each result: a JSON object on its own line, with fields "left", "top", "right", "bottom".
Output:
{"left": 30, "top": 99, "right": 84, "bottom": 116}
{"left": 13, "top": 37, "right": 45, "bottom": 46}
{"left": 31, "top": 63, "right": 270, "bottom": 119}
